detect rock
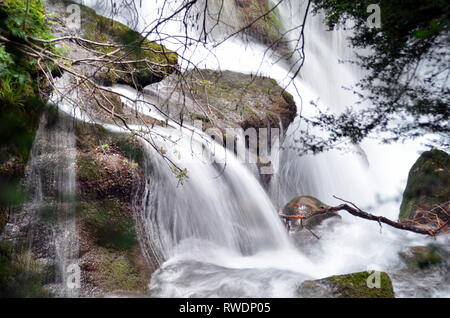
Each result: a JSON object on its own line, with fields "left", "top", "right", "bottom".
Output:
{"left": 160, "top": 69, "right": 297, "bottom": 133}
{"left": 298, "top": 271, "right": 395, "bottom": 298}
{"left": 399, "top": 149, "right": 450, "bottom": 224}
{"left": 282, "top": 195, "right": 341, "bottom": 229}
{"left": 234, "top": 0, "right": 289, "bottom": 57}
{"left": 399, "top": 245, "right": 445, "bottom": 270}
{"left": 46, "top": 0, "right": 178, "bottom": 89}
{"left": 73, "top": 120, "right": 154, "bottom": 297}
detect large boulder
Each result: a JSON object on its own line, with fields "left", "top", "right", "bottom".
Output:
{"left": 282, "top": 195, "right": 340, "bottom": 229}
{"left": 399, "top": 149, "right": 450, "bottom": 224}
{"left": 158, "top": 69, "right": 297, "bottom": 133}
{"left": 298, "top": 271, "right": 395, "bottom": 298}
{"left": 46, "top": 0, "right": 178, "bottom": 89}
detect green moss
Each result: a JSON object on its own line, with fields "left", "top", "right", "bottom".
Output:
{"left": 300, "top": 271, "right": 395, "bottom": 298}
{"left": 77, "top": 155, "right": 103, "bottom": 181}
{"left": 401, "top": 245, "right": 443, "bottom": 270}
{"left": 95, "top": 248, "right": 147, "bottom": 292}
{"left": 192, "top": 113, "right": 211, "bottom": 123}
{"left": 0, "top": 241, "right": 49, "bottom": 298}
{"left": 399, "top": 149, "right": 450, "bottom": 220}
{"left": 114, "top": 135, "right": 145, "bottom": 166}
{"left": 77, "top": 198, "right": 137, "bottom": 251}
{"left": 328, "top": 272, "right": 395, "bottom": 298}
{"left": 0, "top": 0, "right": 56, "bottom": 159}
{"left": 0, "top": 179, "right": 28, "bottom": 234}
{"left": 282, "top": 90, "right": 296, "bottom": 108}
{"left": 235, "top": 0, "right": 287, "bottom": 55}
{"left": 67, "top": 0, "right": 178, "bottom": 88}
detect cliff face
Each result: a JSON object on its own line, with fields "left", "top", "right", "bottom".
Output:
{"left": 74, "top": 120, "right": 153, "bottom": 297}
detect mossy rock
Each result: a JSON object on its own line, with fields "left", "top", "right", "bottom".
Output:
{"left": 399, "top": 245, "right": 444, "bottom": 270}
{"left": 93, "top": 247, "right": 149, "bottom": 293}
{"left": 399, "top": 149, "right": 450, "bottom": 221}
{"left": 298, "top": 271, "right": 395, "bottom": 298}
{"left": 0, "top": 241, "right": 49, "bottom": 298}
{"left": 77, "top": 198, "right": 137, "bottom": 251}
{"left": 181, "top": 69, "right": 296, "bottom": 131}
{"left": 62, "top": 0, "right": 178, "bottom": 89}
{"left": 77, "top": 154, "right": 103, "bottom": 182}
{"left": 282, "top": 195, "right": 340, "bottom": 228}
{"left": 234, "top": 0, "right": 289, "bottom": 56}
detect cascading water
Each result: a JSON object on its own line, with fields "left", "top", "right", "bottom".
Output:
{"left": 68, "top": 0, "right": 448, "bottom": 297}
{"left": 3, "top": 109, "right": 79, "bottom": 297}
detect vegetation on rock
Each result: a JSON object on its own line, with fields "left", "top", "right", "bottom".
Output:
{"left": 0, "top": 241, "right": 49, "bottom": 298}
{"left": 234, "top": 0, "right": 287, "bottom": 55}
{"left": 399, "top": 245, "right": 444, "bottom": 270}
{"left": 181, "top": 69, "right": 296, "bottom": 131}
{"left": 74, "top": 120, "right": 151, "bottom": 296}
{"left": 399, "top": 149, "right": 450, "bottom": 222}
{"left": 61, "top": 0, "right": 178, "bottom": 89}
{"left": 0, "top": 0, "right": 57, "bottom": 235}
{"left": 298, "top": 271, "right": 395, "bottom": 298}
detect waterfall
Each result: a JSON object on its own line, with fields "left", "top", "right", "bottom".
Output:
{"left": 61, "top": 0, "right": 448, "bottom": 297}
{"left": 31, "top": 110, "right": 79, "bottom": 297}
{"left": 3, "top": 109, "right": 79, "bottom": 297}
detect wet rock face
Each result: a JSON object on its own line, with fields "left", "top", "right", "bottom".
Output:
{"left": 298, "top": 272, "right": 395, "bottom": 298}
{"left": 282, "top": 195, "right": 340, "bottom": 229}
{"left": 74, "top": 122, "right": 154, "bottom": 297}
{"left": 399, "top": 149, "right": 450, "bottom": 225}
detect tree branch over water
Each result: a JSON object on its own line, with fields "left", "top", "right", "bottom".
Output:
{"left": 280, "top": 195, "right": 449, "bottom": 237}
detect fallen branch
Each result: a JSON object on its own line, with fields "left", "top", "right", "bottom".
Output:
{"left": 279, "top": 195, "right": 449, "bottom": 237}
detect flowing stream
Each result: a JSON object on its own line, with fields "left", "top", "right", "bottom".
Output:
{"left": 64, "top": 0, "right": 449, "bottom": 297}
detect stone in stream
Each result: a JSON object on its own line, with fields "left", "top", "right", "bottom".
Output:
{"left": 281, "top": 195, "right": 341, "bottom": 230}
{"left": 399, "top": 149, "right": 450, "bottom": 224}
{"left": 398, "top": 245, "right": 446, "bottom": 271}
{"left": 297, "top": 271, "right": 395, "bottom": 298}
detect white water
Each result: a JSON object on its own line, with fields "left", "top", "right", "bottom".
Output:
{"left": 68, "top": 0, "right": 447, "bottom": 297}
